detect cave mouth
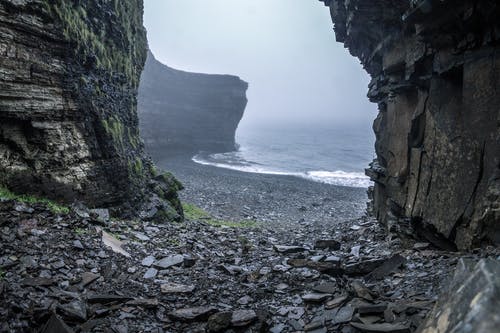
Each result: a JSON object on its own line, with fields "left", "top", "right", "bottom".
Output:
{"left": 141, "top": 0, "right": 376, "bottom": 193}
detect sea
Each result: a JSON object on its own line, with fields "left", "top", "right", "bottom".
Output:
{"left": 192, "top": 123, "right": 375, "bottom": 188}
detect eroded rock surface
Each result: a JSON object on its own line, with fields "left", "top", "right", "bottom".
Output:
{"left": 320, "top": 0, "right": 500, "bottom": 249}
{"left": 138, "top": 51, "right": 248, "bottom": 156}
{"left": 0, "top": 0, "right": 181, "bottom": 218}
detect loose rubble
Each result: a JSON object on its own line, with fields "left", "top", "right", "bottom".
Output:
{"left": 1, "top": 196, "right": 498, "bottom": 333}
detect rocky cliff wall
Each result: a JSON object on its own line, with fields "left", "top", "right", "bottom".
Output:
{"left": 138, "top": 51, "right": 248, "bottom": 156}
{"left": 320, "top": 0, "right": 500, "bottom": 249}
{"left": 0, "top": 0, "right": 182, "bottom": 219}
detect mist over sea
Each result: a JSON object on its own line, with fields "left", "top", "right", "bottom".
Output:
{"left": 193, "top": 122, "right": 375, "bottom": 188}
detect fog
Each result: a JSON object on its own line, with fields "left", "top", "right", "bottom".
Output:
{"left": 143, "top": 0, "right": 375, "bottom": 133}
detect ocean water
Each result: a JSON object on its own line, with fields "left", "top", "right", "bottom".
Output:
{"left": 193, "top": 123, "right": 375, "bottom": 188}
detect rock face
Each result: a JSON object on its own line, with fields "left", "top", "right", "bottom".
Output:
{"left": 320, "top": 0, "right": 500, "bottom": 249}
{"left": 138, "top": 51, "right": 248, "bottom": 156}
{"left": 0, "top": 1, "right": 181, "bottom": 217}
{"left": 418, "top": 258, "right": 500, "bottom": 333}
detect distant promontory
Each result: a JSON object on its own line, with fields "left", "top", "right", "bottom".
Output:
{"left": 138, "top": 51, "right": 248, "bottom": 157}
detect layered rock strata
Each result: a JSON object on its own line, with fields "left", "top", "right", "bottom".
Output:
{"left": 138, "top": 51, "right": 248, "bottom": 156}
{"left": 321, "top": 0, "right": 500, "bottom": 249}
{"left": 0, "top": 0, "right": 182, "bottom": 219}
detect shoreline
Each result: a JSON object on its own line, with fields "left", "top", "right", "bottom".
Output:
{"left": 156, "top": 153, "right": 370, "bottom": 227}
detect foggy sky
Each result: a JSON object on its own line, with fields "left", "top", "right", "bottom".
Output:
{"left": 143, "top": 0, "right": 375, "bottom": 132}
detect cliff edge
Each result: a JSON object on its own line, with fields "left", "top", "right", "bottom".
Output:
{"left": 321, "top": 0, "right": 499, "bottom": 249}
{"left": 138, "top": 51, "right": 248, "bottom": 157}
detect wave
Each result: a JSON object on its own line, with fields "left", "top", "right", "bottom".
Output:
{"left": 192, "top": 153, "right": 372, "bottom": 188}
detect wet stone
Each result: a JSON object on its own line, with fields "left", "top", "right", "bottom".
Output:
{"left": 314, "top": 239, "right": 341, "bottom": 250}
{"left": 143, "top": 268, "right": 158, "bottom": 279}
{"left": 57, "top": 300, "right": 87, "bottom": 322}
{"left": 141, "top": 255, "right": 155, "bottom": 267}
{"left": 169, "top": 306, "right": 218, "bottom": 322}
{"left": 73, "top": 240, "right": 84, "bottom": 250}
{"left": 357, "top": 304, "right": 388, "bottom": 315}
{"left": 312, "top": 282, "right": 337, "bottom": 294}
{"left": 81, "top": 272, "right": 100, "bottom": 287}
{"left": 154, "top": 255, "right": 184, "bottom": 269}
{"left": 332, "top": 305, "right": 354, "bottom": 324}
{"left": 302, "top": 293, "right": 332, "bottom": 303}
{"left": 231, "top": 310, "right": 257, "bottom": 327}
{"left": 160, "top": 282, "right": 195, "bottom": 294}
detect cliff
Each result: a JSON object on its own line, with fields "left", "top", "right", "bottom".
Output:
{"left": 0, "top": 0, "right": 182, "bottom": 220}
{"left": 320, "top": 0, "right": 500, "bottom": 249}
{"left": 138, "top": 51, "right": 248, "bottom": 156}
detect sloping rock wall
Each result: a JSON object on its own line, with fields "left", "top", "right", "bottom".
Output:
{"left": 0, "top": 0, "right": 181, "bottom": 218}
{"left": 320, "top": 0, "right": 500, "bottom": 249}
{"left": 138, "top": 51, "right": 248, "bottom": 156}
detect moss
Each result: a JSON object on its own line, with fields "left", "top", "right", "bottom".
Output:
{"left": 44, "top": 0, "right": 147, "bottom": 86}
{"left": 182, "top": 202, "right": 259, "bottom": 228}
{"left": 0, "top": 186, "right": 70, "bottom": 215}
{"left": 102, "top": 116, "right": 124, "bottom": 146}
{"left": 133, "top": 158, "right": 143, "bottom": 176}
{"left": 155, "top": 206, "right": 182, "bottom": 223}
{"left": 159, "top": 172, "right": 184, "bottom": 192}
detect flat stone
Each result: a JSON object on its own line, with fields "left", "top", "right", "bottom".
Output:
{"left": 312, "top": 282, "right": 337, "bottom": 294}
{"left": 22, "top": 277, "right": 55, "bottom": 287}
{"left": 273, "top": 245, "right": 308, "bottom": 254}
{"left": 101, "top": 230, "right": 130, "bottom": 257}
{"left": 366, "top": 255, "right": 406, "bottom": 280}
{"left": 154, "top": 255, "right": 184, "bottom": 269}
{"left": 325, "top": 295, "right": 348, "bottom": 309}
{"left": 332, "top": 305, "right": 354, "bottom": 324}
{"left": 73, "top": 240, "right": 84, "bottom": 250}
{"left": 350, "top": 322, "right": 410, "bottom": 333}
{"left": 57, "top": 300, "right": 87, "bottom": 322}
{"left": 81, "top": 272, "right": 100, "bottom": 287}
{"left": 324, "top": 256, "right": 341, "bottom": 264}
{"left": 90, "top": 209, "right": 110, "bottom": 223}
{"left": 302, "top": 293, "right": 331, "bottom": 303}
{"left": 357, "top": 304, "right": 388, "bottom": 315}
{"left": 169, "top": 306, "right": 218, "bottom": 322}
{"left": 143, "top": 268, "right": 158, "bottom": 279}
{"left": 141, "top": 255, "right": 155, "bottom": 267}
{"left": 413, "top": 242, "right": 430, "bottom": 250}
{"left": 344, "top": 259, "right": 385, "bottom": 276}
{"left": 133, "top": 232, "right": 150, "bottom": 241}
{"left": 314, "top": 239, "right": 341, "bottom": 250}
{"left": 231, "top": 310, "right": 257, "bottom": 327}
{"left": 160, "top": 282, "right": 195, "bottom": 294}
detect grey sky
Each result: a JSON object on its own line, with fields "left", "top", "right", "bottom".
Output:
{"left": 143, "top": 0, "right": 375, "bottom": 132}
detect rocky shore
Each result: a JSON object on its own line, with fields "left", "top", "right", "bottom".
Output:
{"left": 2, "top": 159, "right": 498, "bottom": 332}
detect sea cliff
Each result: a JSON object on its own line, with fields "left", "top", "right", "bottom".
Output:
{"left": 321, "top": 0, "right": 500, "bottom": 250}
{"left": 0, "top": 0, "right": 182, "bottom": 219}
{"left": 138, "top": 51, "right": 248, "bottom": 157}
